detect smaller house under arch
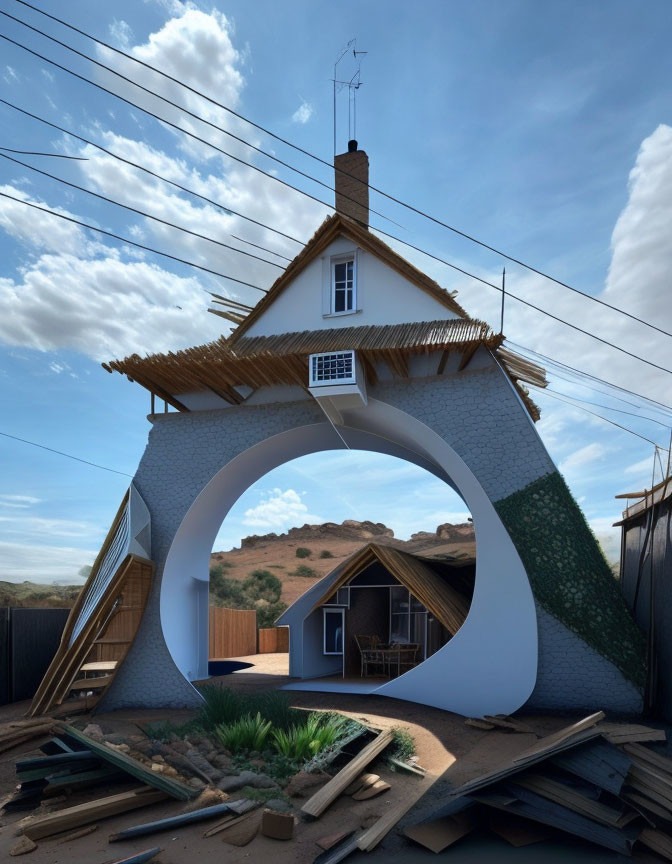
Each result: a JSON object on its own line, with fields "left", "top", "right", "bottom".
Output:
{"left": 277, "top": 542, "right": 475, "bottom": 691}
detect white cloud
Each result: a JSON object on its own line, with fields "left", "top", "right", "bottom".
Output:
{"left": 110, "top": 19, "right": 133, "bottom": 48}
{"left": 588, "top": 516, "right": 621, "bottom": 564}
{"left": 0, "top": 541, "right": 94, "bottom": 583}
{"left": 292, "top": 101, "right": 313, "bottom": 125}
{"left": 0, "top": 495, "right": 41, "bottom": 509}
{"left": 625, "top": 455, "right": 656, "bottom": 477}
{"left": 560, "top": 442, "right": 607, "bottom": 472}
{"left": 0, "top": 184, "right": 88, "bottom": 255}
{"left": 243, "top": 488, "right": 322, "bottom": 531}
{"left": 0, "top": 516, "right": 100, "bottom": 539}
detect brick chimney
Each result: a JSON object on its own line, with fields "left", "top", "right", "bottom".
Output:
{"left": 334, "top": 139, "right": 369, "bottom": 227}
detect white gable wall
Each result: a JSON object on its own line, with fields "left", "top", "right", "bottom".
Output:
{"left": 244, "top": 236, "right": 461, "bottom": 338}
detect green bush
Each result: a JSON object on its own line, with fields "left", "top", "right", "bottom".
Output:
{"left": 243, "top": 569, "right": 282, "bottom": 603}
{"left": 197, "top": 684, "right": 244, "bottom": 729}
{"left": 292, "top": 564, "right": 319, "bottom": 578}
{"left": 196, "top": 685, "right": 303, "bottom": 732}
{"left": 215, "top": 712, "right": 272, "bottom": 752}
{"left": 295, "top": 547, "right": 312, "bottom": 558}
{"left": 318, "top": 550, "right": 334, "bottom": 559}
{"left": 256, "top": 600, "right": 288, "bottom": 630}
{"left": 272, "top": 713, "right": 348, "bottom": 761}
{"left": 390, "top": 727, "right": 416, "bottom": 762}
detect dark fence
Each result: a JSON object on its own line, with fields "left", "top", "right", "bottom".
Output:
{"left": 0, "top": 607, "right": 70, "bottom": 705}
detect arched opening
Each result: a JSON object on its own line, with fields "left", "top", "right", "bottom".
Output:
{"left": 160, "top": 399, "right": 538, "bottom": 716}
{"left": 207, "top": 448, "right": 476, "bottom": 686}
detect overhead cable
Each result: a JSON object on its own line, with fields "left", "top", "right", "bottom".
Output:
{"left": 0, "top": 145, "right": 87, "bottom": 159}
{"left": 0, "top": 191, "right": 269, "bottom": 292}
{"left": 0, "top": 150, "right": 286, "bottom": 270}
{"left": 0, "top": 98, "right": 301, "bottom": 254}
{"left": 543, "top": 387, "right": 672, "bottom": 431}
{"left": 9, "top": 1, "right": 672, "bottom": 340}
{"left": 0, "top": 429, "right": 132, "bottom": 476}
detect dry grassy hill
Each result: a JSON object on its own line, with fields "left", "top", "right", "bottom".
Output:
{"left": 210, "top": 520, "right": 476, "bottom": 607}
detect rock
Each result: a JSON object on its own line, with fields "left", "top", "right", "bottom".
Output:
{"left": 198, "top": 737, "right": 217, "bottom": 753}
{"left": 212, "top": 754, "right": 234, "bottom": 772}
{"left": 10, "top": 837, "right": 37, "bottom": 856}
{"left": 151, "top": 763, "right": 165, "bottom": 773}
{"left": 183, "top": 787, "right": 230, "bottom": 812}
{"left": 188, "top": 777, "right": 206, "bottom": 790}
{"left": 104, "top": 741, "right": 130, "bottom": 753}
{"left": 185, "top": 748, "right": 218, "bottom": 779}
{"left": 102, "top": 733, "right": 127, "bottom": 746}
{"left": 264, "top": 798, "right": 292, "bottom": 812}
{"left": 152, "top": 755, "right": 166, "bottom": 764}
{"left": 249, "top": 758, "right": 265, "bottom": 770}
{"left": 218, "top": 771, "right": 277, "bottom": 793}
{"left": 82, "top": 724, "right": 103, "bottom": 740}
{"left": 169, "top": 740, "right": 189, "bottom": 755}
{"left": 285, "top": 770, "right": 330, "bottom": 798}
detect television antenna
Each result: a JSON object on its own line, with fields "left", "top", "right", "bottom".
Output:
{"left": 333, "top": 39, "right": 367, "bottom": 157}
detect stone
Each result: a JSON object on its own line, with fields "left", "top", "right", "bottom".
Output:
{"left": 188, "top": 777, "right": 206, "bottom": 790}
{"left": 167, "top": 739, "right": 189, "bottom": 755}
{"left": 284, "top": 770, "right": 330, "bottom": 798}
{"left": 218, "top": 771, "right": 277, "bottom": 793}
{"left": 102, "top": 733, "right": 127, "bottom": 746}
{"left": 264, "top": 798, "right": 292, "bottom": 812}
{"left": 212, "top": 754, "right": 234, "bottom": 772}
{"left": 10, "top": 837, "right": 37, "bottom": 856}
{"left": 82, "top": 724, "right": 103, "bottom": 740}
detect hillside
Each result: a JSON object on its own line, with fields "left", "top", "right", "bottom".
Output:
{"left": 0, "top": 520, "right": 476, "bottom": 610}
{"left": 210, "top": 519, "right": 476, "bottom": 607}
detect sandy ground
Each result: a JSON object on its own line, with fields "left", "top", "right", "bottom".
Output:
{"left": 0, "top": 662, "right": 617, "bottom": 864}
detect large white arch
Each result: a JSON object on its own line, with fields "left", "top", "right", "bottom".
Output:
{"left": 160, "top": 397, "right": 538, "bottom": 716}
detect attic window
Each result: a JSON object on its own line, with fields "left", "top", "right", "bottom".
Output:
{"left": 331, "top": 255, "right": 355, "bottom": 313}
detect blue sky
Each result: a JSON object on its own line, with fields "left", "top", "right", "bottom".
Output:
{"left": 1, "top": 0, "right": 671, "bottom": 582}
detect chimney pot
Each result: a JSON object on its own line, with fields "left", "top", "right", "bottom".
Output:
{"left": 334, "top": 143, "right": 369, "bottom": 227}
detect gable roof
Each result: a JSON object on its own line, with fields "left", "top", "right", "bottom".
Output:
{"left": 310, "top": 542, "right": 472, "bottom": 636}
{"left": 227, "top": 213, "right": 469, "bottom": 342}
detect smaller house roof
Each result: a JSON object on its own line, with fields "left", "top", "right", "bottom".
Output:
{"left": 310, "top": 542, "right": 473, "bottom": 636}
{"left": 226, "top": 212, "right": 469, "bottom": 341}
{"left": 614, "top": 475, "right": 672, "bottom": 526}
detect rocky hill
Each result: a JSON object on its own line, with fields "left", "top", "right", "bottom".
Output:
{"left": 211, "top": 519, "right": 475, "bottom": 607}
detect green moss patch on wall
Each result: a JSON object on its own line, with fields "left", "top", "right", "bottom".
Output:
{"left": 495, "top": 471, "right": 646, "bottom": 689}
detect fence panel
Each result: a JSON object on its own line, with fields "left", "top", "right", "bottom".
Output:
{"left": 209, "top": 607, "right": 257, "bottom": 658}
{"left": 258, "top": 627, "right": 289, "bottom": 653}
{"left": 0, "top": 607, "right": 9, "bottom": 706}
{"left": 4, "top": 608, "right": 70, "bottom": 704}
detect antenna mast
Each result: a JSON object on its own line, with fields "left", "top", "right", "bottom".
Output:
{"left": 333, "top": 39, "right": 367, "bottom": 157}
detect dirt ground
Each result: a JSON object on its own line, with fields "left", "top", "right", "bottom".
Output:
{"left": 0, "top": 666, "right": 589, "bottom": 864}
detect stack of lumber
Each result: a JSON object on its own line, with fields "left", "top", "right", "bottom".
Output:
{"left": 0, "top": 718, "right": 56, "bottom": 754}
{"left": 408, "top": 711, "right": 672, "bottom": 861}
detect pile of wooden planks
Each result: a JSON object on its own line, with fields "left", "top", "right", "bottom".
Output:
{"left": 408, "top": 712, "right": 672, "bottom": 861}
{"left": 0, "top": 718, "right": 56, "bottom": 754}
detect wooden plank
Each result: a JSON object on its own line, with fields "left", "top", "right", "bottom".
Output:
{"left": 483, "top": 715, "right": 538, "bottom": 735}
{"left": 258, "top": 627, "right": 289, "bottom": 653}
{"left": 109, "top": 801, "right": 246, "bottom": 842}
{"left": 357, "top": 779, "right": 441, "bottom": 852}
{"left": 512, "top": 774, "right": 626, "bottom": 826}
{"left": 56, "top": 724, "right": 197, "bottom": 800}
{"left": 485, "top": 810, "right": 553, "bottom": 846}
{"left": 404, "top": 809, "right": 477, "bottom": 853}
{"left": 622, "top": 790, "right": 672, "bottom": 822}
{"left": 22, "top": 787, "right": 167, "bottom": 840}
{"left": 639, "top": 828, "right": 672, "bottom": 861}
{"left": 624, "top": 743, "right": 672, "bottom": 776}
{"left": 550, "top": 740, "right": 631, "bottom": 796}
{"left": 69, "top": 675, "right": 115, "bottom": 692}
{"left": 80, "top": 661, "right": 118, "bottom": 672}
{"left": 301, "top": 729, "right": 394, "bottom": 819}
{"left": 600, "top": 723, "right": 667, "bottom": 745}
{"left": 512, "top": 713, "right": 605, "bottom": 762}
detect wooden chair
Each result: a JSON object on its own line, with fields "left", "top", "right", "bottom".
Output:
{"left": 354, "top": 634, "right": 384, "bottom": 677}
{"left": 385, "top": 642, "right": 420, "bottom": 676}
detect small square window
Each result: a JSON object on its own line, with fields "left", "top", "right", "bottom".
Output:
{"left": 331, "top": 256, "right": 355, "bottom": 313}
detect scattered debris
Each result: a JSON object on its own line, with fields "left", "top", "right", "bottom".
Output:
{"left": 9, "top": 836, "right": 38, "bottom": 856}
{"left": 108, "top": 799, "right": 252, "bottom": 842}
{"left": 261, "top": 808, "right": 295, "bottom": 840}
{"left": 344, "top": 773, "right": 379, "bottom": 796}
{"left": 387, "top": 757, "right": 425, "bottom": 776}
{"left": 351, "top": 780, "right": 390, "bottom": 801}
{"left": 218, "top": 809, "right": 262, "bottom": 846}
{"left": 54, "top": 824, "right": 99, "bottom": 844}
{"left": 404, "top": 809, "right": 478, "bottom": 853}
{"left": 104, "top": 847, "right": 162, "bottom": 864}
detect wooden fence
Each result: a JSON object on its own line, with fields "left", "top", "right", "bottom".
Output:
{"left": 258, "top": 627, "right": 289, "bottom": 654}
{"left": 209, "top": 607, "right": 257, "bottom": 658}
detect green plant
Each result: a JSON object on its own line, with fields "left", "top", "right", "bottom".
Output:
{"left": 295, "top": 547, "right": 312, "bottom": 558}
{"left": 143, "top": 719, "right": 202, "bottom": 742}
{"left": 250, "top": 691, "right": 304, "bottom": 730}
{"left": 272, "top": 713, "right": 348, "bottom": 761}
{"left": 255, "top": 600, "right": 288, "bottom": 629}
{"left": 390, "top": 727, "right": 416, "bottom": 762}
{"left": 215, "top": 712, "right": 272, "bottom": 752}
{"left": 292, "top": 564, "right": 319, "bottom": 578}
{"left": 196, "top": 686, "right": 304, "bottom": 733}
{"left": 244, "top": 569, "right": 282, "bottom": 602}
{"left": 318, "top": 550, "right": 334, "bottom": 559}
{"left": 197, "top": 684, "right": 245, "bottom": 730}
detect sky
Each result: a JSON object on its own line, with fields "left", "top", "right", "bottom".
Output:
{"left": 1, "top": 0, "right": 671, "bottom": 583}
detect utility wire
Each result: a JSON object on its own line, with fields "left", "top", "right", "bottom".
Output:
{"left": 0, "top": 151, "right": 286, "bottom": 270}
{"left": 0, "top": 98, "right": 301, "bottom": 254}
{"left": 0, "top": 191, "right": 269, "bottom": 292}
{"left": 543, "top": 386, "right": 672, "bottom": 431}
{"left": 0, "top": 430, "right": 132, "bottom": 476}
{"left": 529, "top": 387, "right": 669, "bottom": 449}
{"left": 10, "top": 0, "right": 672, "bottom": 341}
{"left": 4, "top": 33, "right": 672, "bottom": 375}
{"left": 0, "top": 145, "right": 87, "bottom": 159}
{"left": 0, "top": 12, "right": 404, "bottom": 231}
{"left": 508, "top": 341, "right": 672, "bottom": 415}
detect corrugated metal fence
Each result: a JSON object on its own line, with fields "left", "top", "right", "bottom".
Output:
{"left": 0, "top": 607, "right": 70, "bottom": 705}
{"left": 209, "top": 607, "right": 257, "bottom": 658}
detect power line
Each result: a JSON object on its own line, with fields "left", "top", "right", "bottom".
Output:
{"left": 10, "top": 0, "right": 672, "bottom": 341}
{"left": 0, "top": 150, "right": 286, "bottom": 270}
{"left": 0, "top": 430, "right": 132, "bottom": 476}
{"left": 529, "top": 387, "right": 669, "bottom": 449}
{"left": 0, "top": 98, "right": 303, "bottom": 253}
{"left": 508, "top": 341, "right": 672, "bottom": 415}
{"left": 0, "top": 145, "right": 87, "bottom": 159}
{"left": 0, "top": 191, "right": 269, "bottom": 292}
{"left": 543, "top": 386, "right": 672, "bottom": 431}
{"left": 0, "top": 11, "right": 404, "bottom": 232}
{"left": 3, "top": 43, "right": 672, "bottom": 376}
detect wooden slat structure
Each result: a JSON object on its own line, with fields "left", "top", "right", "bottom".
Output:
{"left": 29, "top": 555, "right": 153, "bottom": 716}
{"left": 311, "top": 543, "right": 472, "bottom": 636}
{"left": 258, "top": 627, "right": 289, "bottom": 654}
{"left": 208, "top": 607, "right": 257, "bottom": 659}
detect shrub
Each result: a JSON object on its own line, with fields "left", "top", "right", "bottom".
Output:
{"left": 272, "top": 713, "right": 348, "bottom": 761}
{"left": 215, "top": 712, "right": 272, "bottom": 752}
{"left": 256, "top": 600, "right": 288, "bottom": 629}
{"left": 318, "top": 550, "right": 334, "bottom": 559}
{"left": 295, "top": 547, "right": 312, "bottom": 558}
{"left": 390, "top": 727, "right": 416, "bottom": 762}
{"left": 196, "top": 685, "right": 303, "bottom": 732}
{"left": 292, "top": 564, "right": 319, "bottom": 578}
{"left": 197, "top": 684, "right": 244, "bottom": 729}
{"left": 243, "top": 569, "right": 282, "bottom": 603}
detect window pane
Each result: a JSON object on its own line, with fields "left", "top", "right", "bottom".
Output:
{"left": 411, "top": 613, "right": 426, "bottom": 656}
{"left": 334, "top": 261, "right": 347, "bottom": 282}
{"left": 390, "top": 586, "right": 409, "bottom": 614}
{"left": 390, "top": 613, "right": 408, "bottom": 644}
{"left": 324, "top": 611, "right": 343, "bottom": 654}
{"left": 410, "top": 594, "right": 425, "bottom": 613}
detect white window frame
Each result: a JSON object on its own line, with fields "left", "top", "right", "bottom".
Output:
{"left": 323, "top": 607, "right": 345, "bottom": 655}
{"left": 322, "top": 251, "right": 359, "bottom": 317}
